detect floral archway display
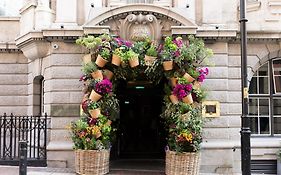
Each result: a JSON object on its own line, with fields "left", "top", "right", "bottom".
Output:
{"left": 70, "top": 33, "right": 212, "bottom": 175}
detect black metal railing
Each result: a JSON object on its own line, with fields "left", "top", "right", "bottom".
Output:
{"left": 0, "top": 113, "right": 48, "bottom": 166}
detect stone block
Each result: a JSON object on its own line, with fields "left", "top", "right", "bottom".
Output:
{"left": 50, "top": 104, "right": 80, "bottom": 117}
{"left": 0, "top": 85, "right": 27, "bottom": 95}
{"left": 202, "top": 128, "right": 230, "bottom": 139}
{"left": 44, "top": 79, "right": 82, "bottom": 92}
{"left": 51, "top": 42, "right": 83, "bottom": 54}
{"left": 228, "top": 67, "right": 240, "bottom": 79}
{"left": 47, "top": 150, "right": 74, "bottom": 168}
{"left": 205, "top": 42, "right": 228, "bottom": 54}
{"left": 0, "top": 74, "right": 27, "bottom": 85}
{"left": 228, "top": 103, "right": 242, "bottom": 115}
{"left": 44, "top": 92, "right": 83, "bottom": 104}
{"left": 200, "top": 148, "right": 233, "bottom": 166}
{"left": 0, "top": 106, "right": 27, "bottom": 115}
{"left": 228, "top": 55, "right": 240, "bottom": 67}
{"left": 50, "top": 129, "right": 72, "bottom": 141}
{"left": 206, "top": 91, "right": 227, "bottom": 102}
{"left": 0, "top": 53, "right": 27, "bottom": 64}
{"left": 227, "top": 92, "right": 241, "bottom": 103}
{"left": 207, "top": 67, "right": 228, "bottom": 79}
{"left": 203, "top": 79, "right": 228, "bottom": 91}
{"left": 220, "top": 103, "right": 228, "bottom": 115}
{"left": 208, "top": 54, "right": 228, "bottom": 66}
{"left": 228, "top": 44, "right": 240, "bottom": 55}
{"left": 204, "top": 116, "right": 241, "bottom": 128}
{"left": 50, "top": 54, "right": 82, "bottom": 65}
{"left": 50, "top": 66, "right": 82, "bottom": 79}
{"left": 0, "top": 96, "right": 28, "bottom": 106}
{"left": 0, "top": 64, "right": 27, "bottom": 74}
{"left": 228, "top": 79, "right": 241, "bottom": 91}
{"left": 51, "top": 116, "right": 79, "bottom": 129}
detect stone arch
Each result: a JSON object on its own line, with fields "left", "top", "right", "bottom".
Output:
{"left": 248, "top": 49, "right": 281, "bottom": 83}
{"left": 84, "top": 5, "right": 197, "bottom": 41}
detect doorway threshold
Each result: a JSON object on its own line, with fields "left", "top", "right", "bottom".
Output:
{"left": 109, "top": 159, "right": 165, "bottom": 174}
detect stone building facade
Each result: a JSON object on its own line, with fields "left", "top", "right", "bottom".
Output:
{"left": 0, "top": 0, "right": 281, "bottom": 174}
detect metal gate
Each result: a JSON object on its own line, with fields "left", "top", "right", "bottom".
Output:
{"left": 0, "top": 113, "right": 48, "bottom": 166}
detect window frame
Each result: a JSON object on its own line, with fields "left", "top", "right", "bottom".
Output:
{"left": 249, "top": 59, "right": 281, "bottom": 137}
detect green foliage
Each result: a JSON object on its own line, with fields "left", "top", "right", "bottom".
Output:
{"left": 88, "top": 101, "right": 100, "bottom": 110}
{"left": 99, "top": 48, "right": 111, "bottom": 60}
{"left": 81, "top": 62, "right": 98, "bottom": 75}
{"left": 123, "top": 49, "right": 139, "bottom": 61}
{"left": 76, "top": 35, "right": 102, "bottom": 52}
{"left": 146, "top": 44, "right": 158, "bottom": 57}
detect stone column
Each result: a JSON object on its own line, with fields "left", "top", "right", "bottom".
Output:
{"left": 54, "top": 0, "right": 78, "bottom": 27}
{"left": 35, "top": 0, "right": 55, "bottom": 30}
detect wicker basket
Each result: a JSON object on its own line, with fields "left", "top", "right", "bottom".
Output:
{"left": 75, "top": 149, "right": 110, "bottom": 175}
{"left": 165, "top": 150, "right": 200, "bottom": 175}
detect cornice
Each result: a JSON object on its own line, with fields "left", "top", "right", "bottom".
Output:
{"left": 0, "top": 43, "right": 21, "bottom": 53}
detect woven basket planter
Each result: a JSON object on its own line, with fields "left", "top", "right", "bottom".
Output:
{"left": 166, "top": 150, "right": 200, "bottom": 175}
{"left": 75, "top": 149, "right": 110, "bottom": 175}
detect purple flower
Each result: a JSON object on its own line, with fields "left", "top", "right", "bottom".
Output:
{"left": 172, "top": 84, "right": 193, "bottom": 100}
{"left": 173, "top": 50, "right": 181, "bottom": 57}
{"left": 198, "top": 67, "right": 209, "bottom": 82}
{"left": 95, "top": 78, "right": 112, "bottom": 95}
{"left": 79, "top": 74, "right": 87, "bottom": 81}
{"left": 88, "top": 118, "right": 97, "bottom": 126}
{"left": 124, "top": 41, "right": 132, "bottom": 48}
{"left": 173, "top": 37, "right": 183, "bottom": 48}
{"left": 198, "top": 74, "right": 205, "bottom": 82}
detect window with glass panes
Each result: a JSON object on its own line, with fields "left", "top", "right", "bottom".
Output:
{"left": 249, "top": 59, "right": 281, "bottom": 136}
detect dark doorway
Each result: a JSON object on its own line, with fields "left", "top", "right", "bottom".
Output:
{"left": 115, "top": 80, "right": 166, "bottom": 159}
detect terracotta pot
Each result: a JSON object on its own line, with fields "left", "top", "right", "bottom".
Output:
{"left": 82, "top": 54, "right": 92, "bottom": 64}
{"left": 89, "top": 90, "right": 102, "bottom": 102}
{"left": 169, "top": 94, "right": 179, "bottom": 104}
{"left": 89, "top": 108, "right": 101, "bottom": 118}
{"left": 182, "top": 93, "right": 193, "bottom": 104}
{"left": 170, "top": 77, "right": 177, "bottom": 87}
{"left": 95, "top": 54, "right": 108, "bottom": 67}
{"left": 129, "top": 57, "right": 139, "bottom": 68}
{"left": 111, "top": 54, "right": 121, "bottom": 66}
{"left": 103, "top": 69, "right": 114, "bottom": 80}
{"left": 163, "top": 60, "right": 173, "bottom": 71}
{"left": 144, "top": 55, "right": 156, "bottom": 66}
{"left": 193, "top": 81, "right": 201, "bottom": 90}
{"left": 90, "top": 70, "right": 103, "bottom": 80}
{"left": 183, "top": 73, "right": 195, "bottom": 83}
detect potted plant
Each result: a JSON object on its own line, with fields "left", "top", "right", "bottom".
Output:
{"left": 82, "top": 62, "right": 103, "bottom": 80}
{"left": 112, "top": 47, "right": 123, "bottom": 66}
{"left": 95, "top": 46, "right": 111, "bottom": 68}
{"left": 172, "top": 78, "right": 193, "bottom": 105}
{"left": 88, "top": 101, "right": 101, "bottom": 119}
{"left": 124, "top": 49, "right": 139, "bottom": 68}
{"left": 144, "top": 44, "right": 158, "bottom": 66}
{"left": 89, "top": 78, "right": 112, "bottom": 102}
{"left": 76, "top": 35, "right": 102, "bottom": 63}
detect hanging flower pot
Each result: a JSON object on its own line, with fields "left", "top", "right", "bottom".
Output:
{"left": 89, "top": 108, "right": 101, "bottom": 119}
{"left": 169, "top": 94, "right": 179, "bottom": 104}
{"left": 163, "top": 60, "right": 173, "bottom": 71}
{"left": 95, "top": 54, "right": 108, "bottom": 68}
{"left": 193, "top": 81, "right": 201, "bottom": 90}
{"left": 183, "top": 72, "right": 195, "bottom": 83}
{"left": 129, "top": 57, "right": 139, "bottom": 68}
{"left": 91, "top": 70, "right": 103, "bottom": 80}
{"left": 111, "top": 54, "right": 121, "bottom": 66}
{"left": 170, "top": 77, "right": 177, "bottom": 87}
{"left": 82, "top": 54, "right": 92, "bottom": 64}
{"left": 182, "top": 93, "right": 193, "bottom": 104}
{"left": 103, "top": 69, "right": 114, "bottom": 80}
{"left": 144, "top": 55, "right": 156, "bottom": 66}
{"left": 89, "top": 90, "right": 102, "bottom": 102}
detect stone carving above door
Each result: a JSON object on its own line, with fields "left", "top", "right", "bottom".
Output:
{"left": 84, "top": 5, "right": 198, "bottom": 42}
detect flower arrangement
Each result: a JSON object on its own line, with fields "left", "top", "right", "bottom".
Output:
{"left": 94, "top": 78, "right": 112, "bottom": 96}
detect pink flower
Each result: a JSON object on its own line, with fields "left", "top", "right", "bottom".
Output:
{"left": 172, "top": 84, "right": 193, "bottom": 100}
{"left": 95, "top": 78, "right": 112, "bottom": 95}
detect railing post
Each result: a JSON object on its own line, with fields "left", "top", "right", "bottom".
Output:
{"left": 19, "top": 141, "right": 27, "bottom": 175}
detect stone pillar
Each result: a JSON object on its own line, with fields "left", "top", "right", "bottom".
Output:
{"left": 35, "top": 0, "right": 55, "bottom": 30}
{"left": 54, "top": 0, "right": 78, "bottom": 27}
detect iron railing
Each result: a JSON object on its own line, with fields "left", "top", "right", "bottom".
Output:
{"left": 0, "top": 113, "right": 48, "bottom": 166}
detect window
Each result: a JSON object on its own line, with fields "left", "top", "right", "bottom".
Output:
{"left": 0, "top": 0, "right": 23, "bottom": 16}
{"left": 249, "top": 59, "right": 281, "bottom": 136}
